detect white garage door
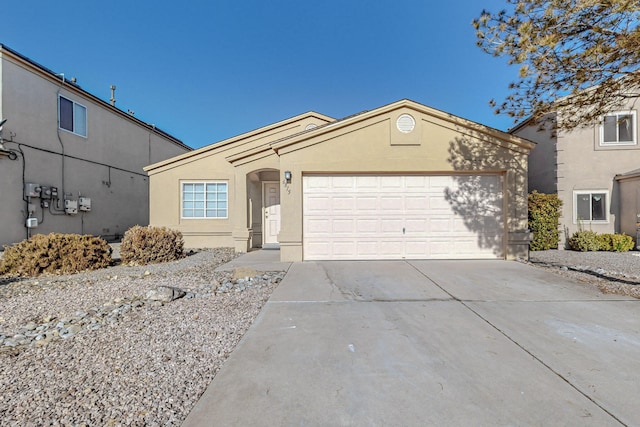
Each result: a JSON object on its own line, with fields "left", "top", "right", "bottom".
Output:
{"left": 303, "top": 175, "right": 504, "bottom": 260}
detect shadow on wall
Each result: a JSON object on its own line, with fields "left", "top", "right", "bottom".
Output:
{"left": 444, "top": 132, "right": 527, "bottom": 257}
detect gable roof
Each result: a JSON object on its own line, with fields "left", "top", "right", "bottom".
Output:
{"left": 146, "top": 99, "right": 536, "bottom": 171}
{"left": 272, "top": 99, "right": 536, "bottom": 154}
{"left": 144, "top": 111, "right": 335, "bottom": 172}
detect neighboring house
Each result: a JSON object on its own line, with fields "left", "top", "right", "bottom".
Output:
{"left": 0, "top": 44, "right": 191, "bottom": 247}
{"left": 511, "top": 98, "right": 640, "bottom": 246}
{"left": 145, "top": 99, "right": 534, "bottom": 262}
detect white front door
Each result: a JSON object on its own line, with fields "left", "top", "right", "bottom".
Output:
{"left": 263, "top": 182, "right": 281, "bottom": 247}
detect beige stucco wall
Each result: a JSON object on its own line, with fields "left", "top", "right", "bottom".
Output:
{"left": 616, "top": 175, "right": 640, "bottom": 244}
{"left": 0, "top": 48, "right": 189, "bottom": 247}
{"left": 275, "top": 107, "right": 531, "bottom": 261}
{"left": 148, "top": 101, "right": 532, "bottom": 261}
{"left": 512, "top": 115, "right": 557, "bottom": 194}
{"left": 516, "top": 102, "right": 640, "bottom": 247}
{"left": 146, "top": 114, "right": 332, "bottom": 251}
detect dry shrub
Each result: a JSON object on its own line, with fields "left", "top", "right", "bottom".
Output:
{"left": 120, "top": 225, "right": 184, "bottom": 265}
{"left": 0, "top": 233, "right": 112, "bottom": 277}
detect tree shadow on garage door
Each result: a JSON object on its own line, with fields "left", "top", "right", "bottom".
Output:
{"left": 444, "top": 132, "right": 529, "bottom": 257}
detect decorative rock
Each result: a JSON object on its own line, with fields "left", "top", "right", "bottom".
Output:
{"left": 145, "top": 286, "right": 186, "bottom": 303}
{"left": 232, "top": 267, "right": 259, "bottom": 280}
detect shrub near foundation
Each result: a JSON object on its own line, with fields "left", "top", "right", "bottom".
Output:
{"left": 0, "top": 233, "right": 112, "bottom": 277}
{"left": 528, "top": 191, "right": 562, "bottom": 251}
{"left": 120, "top": 225, "right": 184, "bottom": 265}
{"left": 569, "top": 231, "right": 634, "bottom": 252}
{"left": 599, "top": 233, "right": 634, "bottom": 252}
{"left": 568, "top": 230, "right": 600, "bottom": 252}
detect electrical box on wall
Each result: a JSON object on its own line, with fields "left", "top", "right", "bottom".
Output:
{"left": 64, "top": 200, "right": 78, "bottom": 215}
{"left": 25, "top": 183, "right": 41, "bottom": 198}
{"left": 40, "top": 186, "right": 52, "bottom": 199}
{"left": 51, "top": 187, "right": 59, "bottom": 198}
{"left": 79, "top": 197, "right": 91, "bottom": 212}
{"left": 26, "top": 218, "right": 38, "bottom": 228}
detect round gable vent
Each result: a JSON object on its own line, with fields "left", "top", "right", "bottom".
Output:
{"left": 396, "top": 114, "right": 416, "bottom": 133}
{"left": 305, "top": 123, "right": 318, "bottom": 130}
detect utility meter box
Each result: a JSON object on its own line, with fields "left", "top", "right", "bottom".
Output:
{"left": 40, "top": 186, "right": 52, "bottom": 199}
{"left": 51, "top": 187, "right": 59, "bottom": 198}
{"left": 79, "top": 197, "right": 91, "bottom": 212}
{"left": 25, "top": 183, "right": 41, "bottom": 198}
{"left": 26, "top": 218, "right": 38, "bottom": 228}
{"left": 65, "top": 200, "right": 78, "bottom": 215}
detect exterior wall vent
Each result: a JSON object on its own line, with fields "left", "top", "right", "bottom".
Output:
{"left": 396, "top": 114, "right": 416, "bottom": 134}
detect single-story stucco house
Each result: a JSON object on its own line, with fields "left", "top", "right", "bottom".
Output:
{"left": 145, "top": 99, "right": 535, "bottom": 262}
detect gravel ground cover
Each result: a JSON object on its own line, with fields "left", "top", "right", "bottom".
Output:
{"left": 1, "top": 247, "right": 638, "bottom": 426}
{"left": 528, "top": 250, "right": 640, "bottom": 298}
{"left": 0, "top": 248, "right": 284, "bottom": 426}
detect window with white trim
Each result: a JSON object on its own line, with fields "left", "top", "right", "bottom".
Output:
{"left": 600, "top": 111, "right": 636, "bottom": 146}
{"left": 574, "top": 191, "right": 608, "bottom": 223}
{"left": 58, "top": 95, "right": 87, "bottom": 137}
{"left": 182, "top": 182, "right": 228, "bottom": 218}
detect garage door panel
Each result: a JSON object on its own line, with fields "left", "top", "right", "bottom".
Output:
{"left": 380, "top": 219, "right": 402, "bottom": 233}
{"left": 356, "top": 196, "right": 378, "bottom": 211}
{"left": 332, "top": 219, "right": 354, "bottom": 233}
{"left": 332, "top": 196, "right": 356, "bottom": 211}
{"left": 356, "top": 219, "right": 378, "bottom": 233}
{"left": 380, "top": 175, "right": 403, "bottom": 188}
{"left": 305, "top": 196, "right": 332, "bottom": 214}
{"left": 405, "top": 196, "right": 429, "bottom": 211}
{"left": 307, "top": 218, "right": 330, "bottom": 233}
{"left": 303, "top": 175, "right": 503, "bottom": 260}
{"left": 380, "top": 196, "right": 403, "bottom": 211}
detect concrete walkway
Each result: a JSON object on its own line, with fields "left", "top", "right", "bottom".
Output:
{"left": 183, "top": 258, "right": 640, "bottom": 426}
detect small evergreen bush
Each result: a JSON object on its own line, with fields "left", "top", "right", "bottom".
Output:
{"left": 120, "top": 225, "right": 184, "bottom": 265}
{"left": 528, "top": 191, "right": 563, "bottom": 250}
{"left": 568, "top": 230, "right": 600, "bottom": 252}
{"left": 569, "top": 231, "right": 634, "bottom": 252}
{"left": 596, "top": 233, "right": 613, "bottom": 251}
{"left": 0, "top": 233, "right": 112, "bottom": 277}
{"left": 609, "top": 233, "right": 634, "bottom": 252}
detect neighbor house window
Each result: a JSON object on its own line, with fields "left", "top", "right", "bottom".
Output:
{"left": 182, "top": 182, "right": 228, "bottom": 218}
{"left": 574, "top": 191, "right": 608, "bottom": 223}
{"left": 58, "top": 96, "right": 87, "bottom": 137}
{"left": 600, "top": 111, "right": 636, "bottom": 146}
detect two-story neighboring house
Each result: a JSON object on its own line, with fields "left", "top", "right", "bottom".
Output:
{"left": 0, "top": 44, "right": 191, "bottom": 247}
{"left": 511, "top": 98, "right": 640, "bottom": 247}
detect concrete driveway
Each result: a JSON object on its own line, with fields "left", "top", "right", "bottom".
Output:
{"left": 183, "top": 259, "right": 640, "bottom": 426}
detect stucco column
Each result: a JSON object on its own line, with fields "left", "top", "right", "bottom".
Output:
{"left": 231, "top": 170, "right": 251, "bottom": 253}
{"left": 277, "top": 167, "right": 303, "bottom": 262}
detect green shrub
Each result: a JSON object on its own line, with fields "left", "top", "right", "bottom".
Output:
{"left": 596, "top": 233, "right": 613, "bottom": 251}
{"left": 120, "top": 225, "right": 184, "bottom": 265}
{"left": 609, "top": 233, "right": 634, "bottom": 252}
{"left": 528, "top": 191, "right": 563, "bottom": 250}
{"left": 576, "top": 232, "right": 635, "bottom": 252}
{"left": 568, "top": 230, "right": 600, "bottom": 252}
{"left": 0, "top": 233, "right": 112, "bottom": 277}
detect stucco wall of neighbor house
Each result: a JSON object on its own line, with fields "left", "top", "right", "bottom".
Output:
{"left": 514, "top": 99, "right": 640, "bottom": 248}
{"left": 0, "top": 48, "right": 190, "bottom": 247}
{"left": 616, "top": 174, "right": 640, "bottom": 243}
{"left": 146, "top": 114, "right": 332, "bottom": 251}
{"left": 274, "top": 105, "right": 532, "bottom": 262}
{"left": 512, "top": 115, "right": 557, "bottom": 194}
{"left": 552, "top": 103, "right": 640, "bottom": 243}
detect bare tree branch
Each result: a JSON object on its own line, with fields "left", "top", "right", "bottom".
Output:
{"left": 473, "top": 0, "right": 640, "bottom": 130}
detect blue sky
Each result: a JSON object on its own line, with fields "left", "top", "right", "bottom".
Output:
{"left": 2, "top": 1, "right": 516, "bottom": 149}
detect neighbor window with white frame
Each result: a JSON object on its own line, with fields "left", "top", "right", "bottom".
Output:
{"left": 58, "top": 95, "right": 87, "bottom": 137}
{"left": 182, "top": 182, "right": 228, "bottom": 218}
{"left": 574, "top": 191, "right": 608, "bottom": 223}
{"left": 600, "top": 111, "right": 636, "bottom": 146}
